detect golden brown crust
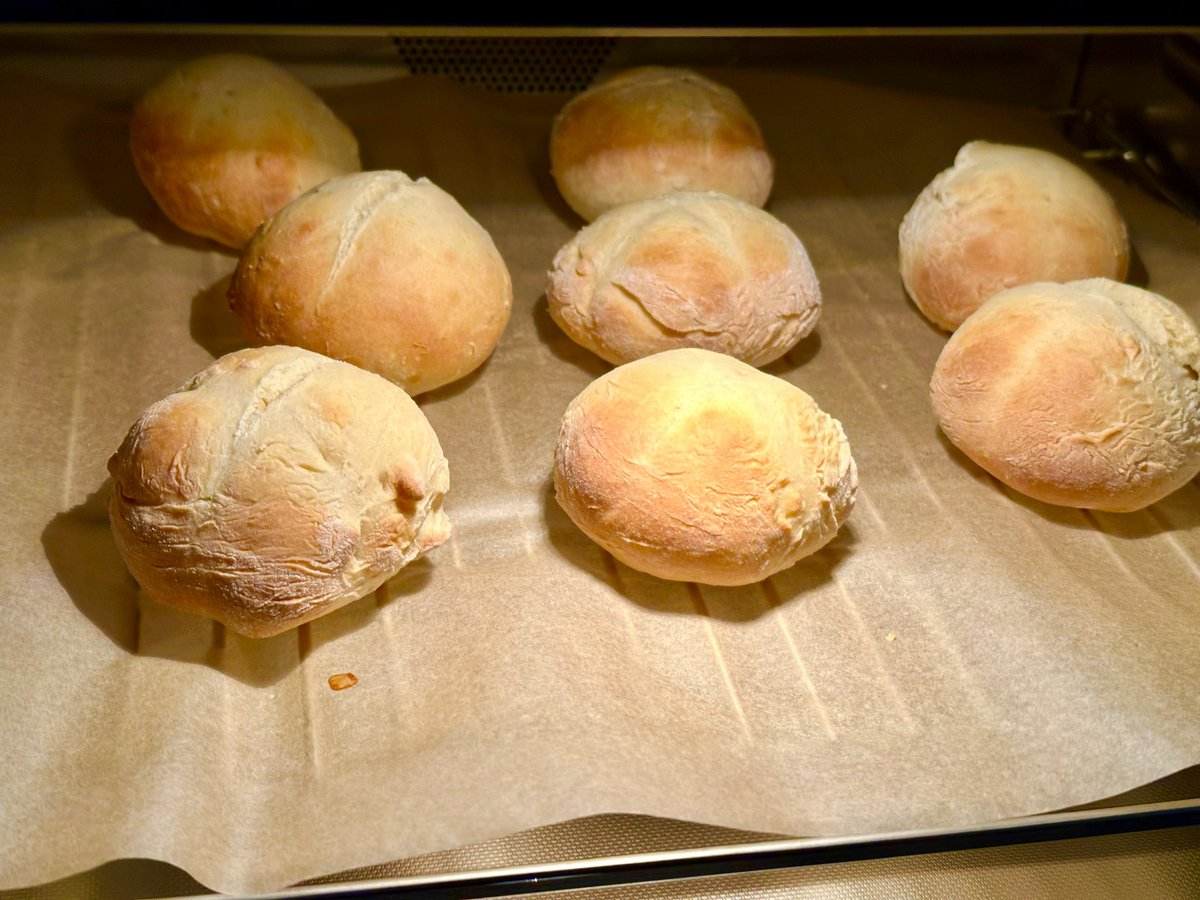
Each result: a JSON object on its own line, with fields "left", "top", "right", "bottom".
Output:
{"left": 130, "top": 54, "right": 361, "bottom": 248}
{"left": 931, "top": 280, "right": 1200, "bottom": 511}
{"left": 547, "top": 191, "right": 821, "bottom": 366}
{"left": 228, "top": 171, "right": 512, "bottom": 396}
{"left": 107, "top": 346, "right": 451, "bottom": 637}
{"left": 550, "top": 68, "right": 773, "bottom": 221}
{"left": 899, "top": 141, "right": 1129, "bottom": 331}
{"left": 554, "top": 349, "right": 856, "bottom": 585}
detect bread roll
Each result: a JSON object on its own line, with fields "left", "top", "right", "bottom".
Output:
{"left": 130, "top": 54, "right": 361, "bottom": 248}
{"left": 107, "top": 346, "right": 451, "bottom": 638}
{"left": 931, "top": 279, "right": 1200, "bottom": 512}
{"left": 547, "top": 191, "right": 820, "bottom": 367}
{"left": 554, "top": 349, "right": 856, "bottom": 585}
{"left": 550, "top": 67, "right": 773, "bottom": 222}
{"left": 899, "top": 141, "right": 1129, "bottom": 330}
{"left": 229, "top": 171, "right": 512, "bottom": 396}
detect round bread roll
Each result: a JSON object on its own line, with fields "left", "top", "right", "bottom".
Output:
{"left": 899, "top": 141, "right": 1129, "bottom": 331}
{"left": 547, "top": 191, "right": 821, "bottom": 367}
{"left": 229, "top": 171, "right": 512, "bottom": 396}
{"left": 130, "top": 54, "right": 361, "bottom": 248}
{"left": 107, "top": 346, "right": 451, "bottom": 638}
{"left": 931, "top": 279, "right": 1200, "bottom": 512}
{"left": 550, "top": 67, "right": 773, "bottom": 222}
{"left": 554, "top": 349, "right": 856, "bottom": 585}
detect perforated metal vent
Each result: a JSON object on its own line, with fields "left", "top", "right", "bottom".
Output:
{"left": 393, "top": 37, "right": 616, "bottom": 93}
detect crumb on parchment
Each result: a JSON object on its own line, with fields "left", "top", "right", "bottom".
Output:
{"left": 328, "top": 673, "right": 358, "bottom": 691}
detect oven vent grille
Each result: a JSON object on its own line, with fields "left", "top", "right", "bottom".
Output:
{"left": 393, "top": 37, "right": 616, "bottom": 93}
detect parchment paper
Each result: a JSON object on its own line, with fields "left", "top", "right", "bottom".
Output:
{"left": 1, "top": 46, "right": 1198, "bottom": 895}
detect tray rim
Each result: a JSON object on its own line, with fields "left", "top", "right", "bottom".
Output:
{"left": 238, "top": 797, "right": 1200, "bottom": 898}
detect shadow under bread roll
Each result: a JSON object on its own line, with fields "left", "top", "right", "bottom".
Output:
{"left": 107, "top": 346, "right": 451, "bottom": 638}
{"left": 554, "top": 348, "right": 856, "bottom": 586}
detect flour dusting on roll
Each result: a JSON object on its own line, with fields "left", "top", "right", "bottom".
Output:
{"left": 229, "top": 171, "right": 512, "bottom": 396}
{"left": 548, "top": 191, "right": 820, "bottom": 367}
{"left": 108, "top": 346, "right": 451, "bottom": 638}
{"left": 130, "top": 54, "right": 361, "bottom": 248}
{"left": 554, "top": 349, "right": 856, "bottom": 585}
{"left": 900, "top": 141, "right": 1129, "bottom": 331}
{"left": 550, "top": 67, "right": 773, "bottom": 222}
{"left": 931, "top": 279, "right": 1200, "bottom": 511}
